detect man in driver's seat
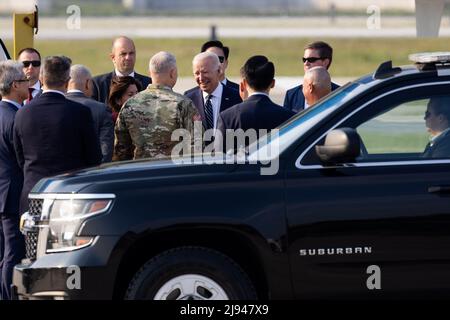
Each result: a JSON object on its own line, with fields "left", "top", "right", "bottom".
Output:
{"left": 423, "top": 96, "right": 450, "bottom": 158}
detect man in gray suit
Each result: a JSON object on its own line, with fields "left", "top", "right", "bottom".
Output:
{"left": 66, "top": 64, "right": 114, "bottom": 162}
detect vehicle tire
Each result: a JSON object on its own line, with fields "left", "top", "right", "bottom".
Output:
{"left": 125, "top": 246, "right": 258, "bottom": 300}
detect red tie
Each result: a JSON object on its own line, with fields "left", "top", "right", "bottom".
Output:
{"left": 27, "top": 88, "right": 34, "bottom": 102}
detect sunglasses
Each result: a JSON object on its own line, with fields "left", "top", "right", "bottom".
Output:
{"left": 22, "top": 60, "right": 41, "bottom": 68}
{"left": 302, "top": 57, "right": 325, "bottom": 63}
{"left": 15, "top": 78, "right": 29, "bottom": 82}
{"left": 218, "top": 56, "right": 225, "bottom": 63}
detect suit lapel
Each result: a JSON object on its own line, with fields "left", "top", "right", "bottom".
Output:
{"left": 194, "top": 88, "right": 206, "bottom": 122}
{"left": 220, "top": 85, "right": 233, "bottom": 112}
{"left": 294, "top": 85, "right": 305, "bottom": 113}
{"left": 0, "top": 101, "right": 19, "bottom": 112}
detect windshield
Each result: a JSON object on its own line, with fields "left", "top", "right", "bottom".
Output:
{"left": 0, "top": 40, "right": 10, "bottom": 62}
{"left": 247, "top": 82, "right": 363, "bottom": 162}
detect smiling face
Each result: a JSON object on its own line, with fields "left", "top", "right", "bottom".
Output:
{"left": 193, "top": 56, "right": 221, "bottom": 94}
{"left": 118, "top": 84, "right": 138, "bottom": 106}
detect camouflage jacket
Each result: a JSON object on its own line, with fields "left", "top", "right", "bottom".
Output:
{"left": 114, "top": 84, "right": 200, "bottom": 161}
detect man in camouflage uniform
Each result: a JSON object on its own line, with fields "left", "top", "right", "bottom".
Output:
{"left": 114, "top": 51, "right": 200, "bottom": 160}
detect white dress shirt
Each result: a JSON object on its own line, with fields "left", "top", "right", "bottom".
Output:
{"left": 115, "top": 70, "right": 135, "bottom": 78}
{"left": 30, "top": 80, "right": 41, "bottom": 98}
{"left": 202, "top": 83, "right": 223, "bottom": 130}
{"left": 66, "top": 89, "right": 84, "bottom": 94}
{"left": 42, "top": 89, "right": 66, "bottom": 96}
{"left": 249, "top": 92, "right": 269, "bottom": 98}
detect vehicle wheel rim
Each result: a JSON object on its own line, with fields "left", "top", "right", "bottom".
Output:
{"left": 154, "top": 274, "right": 229, "bottom": 300}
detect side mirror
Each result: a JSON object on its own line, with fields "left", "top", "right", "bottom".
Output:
{"left": 315, "top": 128, "right": 361, "bottom": 164}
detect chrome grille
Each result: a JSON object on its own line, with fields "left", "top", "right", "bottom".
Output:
{"left": 25, "top": 198, "right": 44, "bottom": 260}
{"left": 29, "top": 198, "right": 43, "bottom": 217}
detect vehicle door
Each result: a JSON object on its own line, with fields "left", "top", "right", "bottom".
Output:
{"left": 285, "top": 80, "right": 450, "bottom": 299}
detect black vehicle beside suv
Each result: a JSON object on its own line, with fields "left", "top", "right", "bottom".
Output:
{"left": 13, "top": 52, "right": 450, "bottom": 300}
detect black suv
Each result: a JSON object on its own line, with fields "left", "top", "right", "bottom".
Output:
{"left": 13, "top": 53, "right": 450, "bottom": 300}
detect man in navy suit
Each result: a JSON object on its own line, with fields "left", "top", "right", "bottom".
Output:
{"left": 13, "top": 56, "right": 102, "bottom": 215}
{"left": 184, "top": 52, "right": 242, "bottom": 132}
{"left": 302, "top": 66, "right": 331, "bottom": 107}
{"left": 423, "top": 96, "right": 450, "bottom": 158}
{"left": 92, "top": 36, "right": 151, "bottom": 104}
{"left": 66, "top": 64, "right": 114, "bottom": 163}
{"left": 216, "top": 55, "right": 295, "bottom": 154}
{"left": 201, "top": 40, "right": 239, "bottom": 91}
{"left": 284, "top": 41, "right": 339, "bottom": 113}
{"left": 0, "top": 61, "right": 28, "bottom": 299}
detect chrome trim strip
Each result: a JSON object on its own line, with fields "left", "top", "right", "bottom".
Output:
{"left": 32, "top": 291, "right": 69, "bottom": 297}
{"left": 46, "top": 236, "right": 96, "bottom": 254}
{"left": 49, "top": 200, "right": 113, "bottom": 222}
{"left": 301, "top": 159, "right": 450, "bottom": 170}
{"left": 296, "top": 81, "right": 450, "bottom": 169}
{"left": 29, "top": 193, "right": 116, "bottom": 200}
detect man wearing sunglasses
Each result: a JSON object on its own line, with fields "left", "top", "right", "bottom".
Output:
{"left": 200, "top": 40, "right": 239, "bottom": 92}
{"left": 17, "top": 48, "right": 42, "bottom": 103}
{"left": 283, "top": 41, "right": 339, "bottom": 113}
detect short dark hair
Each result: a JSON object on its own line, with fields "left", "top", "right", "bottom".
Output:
{"left": 201, "top": 40, "right": 230, "bottom": 60}
{"left": 304, "top": 41, "right": 333, "bottom": 68}
{"left": 17, "top": 47, "right": 41, "bottom": 60}
{"left": 108, "top": 76, "right": 142, "bottom": 113}
{"left": 429, "top": 96, "right": 450, "bottom": 121}
{"left": 42, "top": 56, "right": 71, "bottom": 88}
{"left": 240, "top": 55, "right": 274, "bottom": 92}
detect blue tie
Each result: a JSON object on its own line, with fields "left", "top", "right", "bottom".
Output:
{"left": 205, "top": 95, "right": 214, "bottom": 129}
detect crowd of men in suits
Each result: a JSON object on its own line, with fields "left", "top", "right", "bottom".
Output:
{"left": 0, "top": 37, "right": 336, "bottom": 299}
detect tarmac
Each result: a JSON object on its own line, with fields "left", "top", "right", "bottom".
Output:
{"left": 1, "top": 15, "right": 450, "bottom": 39}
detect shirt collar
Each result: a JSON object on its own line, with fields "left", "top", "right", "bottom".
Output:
{"left": 431, "top": 127, "right": 450, "bottom": 144}
{"left": 249, "top": 92, "right": 269, "bottom": 98}
{"left": 42, "top": 89, "right": 66, "bottom": 96}
{"left": 115, "top": 69, "right": 135, "bottom": 78}
{"left": 31, "top": 80, "right": 41, "bottom": 90}
{"left": 202, "top": 83, "right": 223, "bottom": 100}
{"left": 67, "top": 89, "right": 84, "bottom": 94}
{"left": 150, "top": 84, "right": 172, "bottom": 91}
{"left": 221, "top": 79, "right": 228, "bottom": 86}
{"left": 1, "top": 99, "right": 22, "bottom": 109}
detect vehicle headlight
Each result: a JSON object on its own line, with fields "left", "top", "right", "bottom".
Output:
{"left": 46, "top": 198, "right": 113, "bottom": 253}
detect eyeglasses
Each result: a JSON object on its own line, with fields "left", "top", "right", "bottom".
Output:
{"left": 302, "top": 57, "right": 325, "bottom": 63}
{"left": 22, "top": 60, "right": 41, "bottom": 68}
{"left": 14, "top": 78, "right": 29, "bottom": 83}
{"left": 218, "top": 56, "right": 225, "bottom": 63}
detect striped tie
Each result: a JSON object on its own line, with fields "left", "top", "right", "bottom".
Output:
{"left": 205, "top": 95, "right": 214, "bottom": 129}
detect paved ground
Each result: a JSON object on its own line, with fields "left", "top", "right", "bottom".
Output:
{"left": 1, "top": 15, "right": 450, "bottom": 39}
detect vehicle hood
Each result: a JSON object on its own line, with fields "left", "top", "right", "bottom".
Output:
{"left": 31, "top": 156, "right": 241, "bottom": 194}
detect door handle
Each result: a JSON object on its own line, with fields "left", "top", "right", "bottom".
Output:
{"left": 428, "top": 186, "right": 450, "bottom": 194}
